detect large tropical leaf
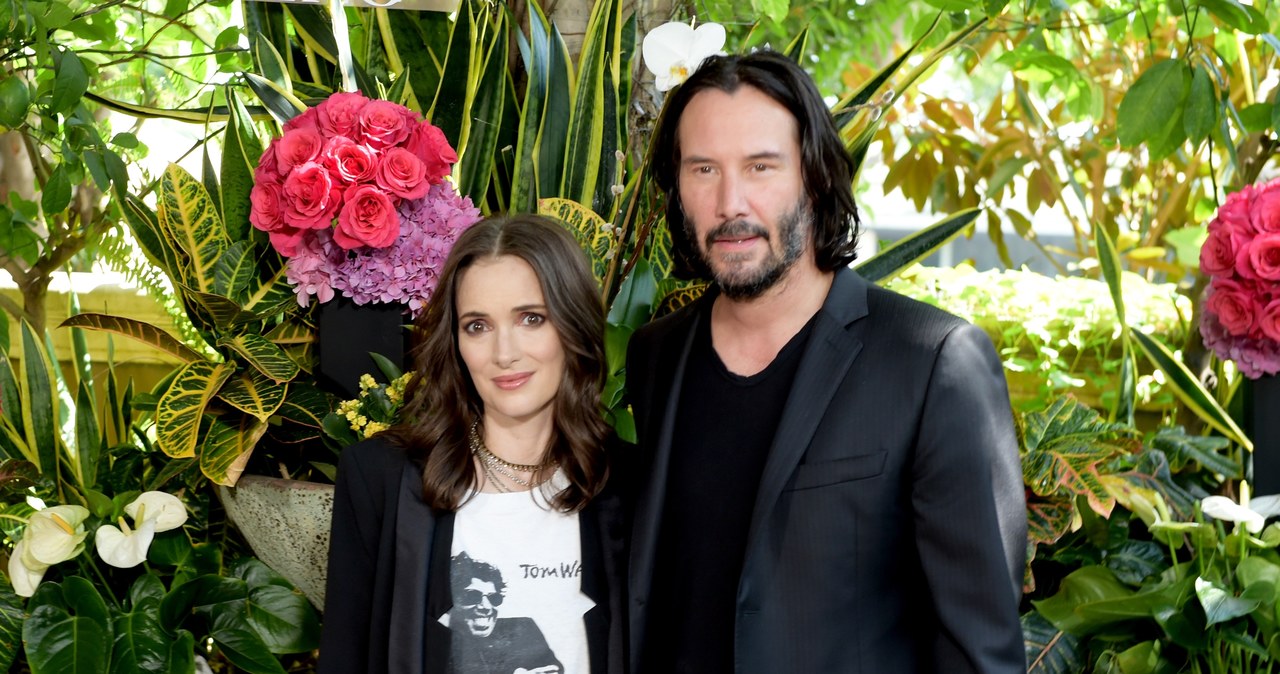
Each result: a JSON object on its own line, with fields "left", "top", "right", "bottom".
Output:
{"left": 59, "top": 314, "right": 202, "bottom": 363}
{"left": 200, "top": 413, "right": 269, "bottom": 487}
{"left": 221, "top": 334, "right": 301, "bottom": 383}
{"left": 218, "top": 369, "right": 287, "bottom": 422}
{"left": 1026, "top": 496, "right": 1075, "bottom": 546}
{"left": 238, "top": 253, "right": 297, "bottom": 317}
{"left": 156, "top": 362, "right": 232, "bottom": 459}
{"left": 1021, "top": 397, "right": 1140, "bottom": 517}
{"left": 23, "top": 578, "right": 111, "bottom": 674}
{"left": 159, "top": 164, "right": 229, "bottom": 295}
{"left": 273, "top": 383, "right": 332, "bottom": 430}
{"left": 265, "top": 320, "right": 316, "bottom": 374}
{"left": 854, "top": 208, "right": 980, "bottom": 283}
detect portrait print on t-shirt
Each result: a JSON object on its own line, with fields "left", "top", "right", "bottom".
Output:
{"left": 445, "top": 552, "right": 563, "bottom": 674}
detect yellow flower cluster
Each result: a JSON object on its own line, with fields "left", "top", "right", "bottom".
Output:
{"left": 338, "top": 372, "right": 414, "bottom": 439}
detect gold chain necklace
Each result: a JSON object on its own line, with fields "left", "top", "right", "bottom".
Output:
{"left": 469, "top": 421, "right": 552, "bottom": 492}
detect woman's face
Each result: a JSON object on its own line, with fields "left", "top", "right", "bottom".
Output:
{"left": 455, "top": 255, "right": 566, "bottom": 429}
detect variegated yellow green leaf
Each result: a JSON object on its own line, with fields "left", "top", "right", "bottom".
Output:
{"left": 213, "top": 241, "right": 255, "bottom": 299}
{"left": 157, "top": 362, "right": 232, "bottom": 459}
{"left": 200, "top": 413, "right": 268, "bottom": 486}
{"left": 217, "top": 369, "right": 287, "bottom": 421}
{"left": 538, "top": 198, "right": 612, "bottom": 282}
{"left": 239, "top": 255, "right": 297, "bottom": 317}
{"left": 222, "top": 334, "right": 300, "bottom": 383}
{"left": 183, "top": 285, "right": 257, "bottom": 327}
{"left": 266, "top": 320, "right": 316, "bottom": 374}
{"left": 656, "top": 282, "right": 708, "bottom": 318}
{"left": 160, "top": 163, "right": 229, "bottom": 294}
{"left": 647, "top": 220, "right": 676, "bottom": 280}
{"left": 274, "top": 383, "right": 332, "bottom": 429}
{"left": 59, "top": 314, "right": 202, "bottom": 363}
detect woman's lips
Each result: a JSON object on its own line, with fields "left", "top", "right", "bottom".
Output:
{"left": 492, "top": 373, "right": 532, "bottom": 390}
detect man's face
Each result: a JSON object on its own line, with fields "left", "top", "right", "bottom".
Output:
{"left": 456, "top": 578, "right": 501, "bottom": 637}
{"left": 676, "top": 85, "right": 812, "bottom": 300}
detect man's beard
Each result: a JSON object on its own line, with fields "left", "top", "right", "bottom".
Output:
{"left": 693, "top": 202, "right": 809, "bottom": 300}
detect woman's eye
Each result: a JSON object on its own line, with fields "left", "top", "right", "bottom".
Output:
{"left": 521, "top": 313, "right": 546, "bottom": 327}
{"left": 462, "top": 321, "right": 486, "bottom": 334}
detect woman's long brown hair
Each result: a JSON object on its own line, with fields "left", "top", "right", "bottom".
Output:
{"left": 385, "top": 213, "right": 609, "bottom": 512}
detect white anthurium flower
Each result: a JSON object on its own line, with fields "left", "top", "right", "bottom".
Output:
{"left": 1201, "top": 494, "right": 1280, "bottom": 533}
{"left": 124, "top": 491, "right": 188, "bottom": 532}
{"left": 8, "top": 539, "right": 48, "bottom": 597}
{"left": 23, "top": 505, "right": 90, "bottom": 566}
{"left": 642, "top": 21, "right": 726, "bottom": 92}
{"left": 95, "top": 517, "right": 157, "bottom": 569}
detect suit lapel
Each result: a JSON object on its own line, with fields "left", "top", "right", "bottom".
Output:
{"left": 389, "top": 460, "right": 436, "bottom": 674}
{"left": 743, "top": 269, "right": 869, "bottom": 555}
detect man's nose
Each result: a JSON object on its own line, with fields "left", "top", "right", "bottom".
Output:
{"left": 715, "top": 173, "right": 749, "bottom": 222}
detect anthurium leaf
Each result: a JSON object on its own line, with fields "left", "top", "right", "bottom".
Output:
{"left": 50, "top": 48, "right": 88, "bottom": 115}
{"left": 245, "top": 584, "right": 320, "bottom": 653}
{"left": 19, "top": 321, "right": 58, "bottom": 474}
{"left": 606, "top": 258, "right": 657, "bottom": 331}
{"left": 538, "top": 197, "right": 613, "bottom": 282}
{"left": 24, "top": 578, "right": 111, "bottom": 674}
{"left": 1020, "top": 397, "right": 1140, "bottom": 517}
{"left": 1110, "top": 640, "right": 1175, "bottom": 674}
{"left": 210, "top": 603, "right": 287, "bottom": 674}
{"left": 1103, "top": 540, "right": 1167, "bottom": 585}
{"left": 200, "top": 413, "right": 268, "bottom": 486}
{"left": 59, "top": 313, "right": 202, "bottom": 363}
{"left": 0, "top": 586, "right": 24, "bottom": 672}
{"left": 221, "top": 334, "right": 300, "bottom": 383}
{"left": 110, "top": 594, "right": 171, "bottom": 673}
{"left": 1131, "top": 330, "right": 1251, "bottom": 450}
{"left": 221, "top": 87, "right": 263, "bottom": 243}
{"left": 1197, "top": 577, "right": 1266, "bottom": 626}
{"left": 1117, "top": 59, "right": 1191, "bottom": 149}
{"left": 157, "top": 361, "right": 232, "bottom": 459}
{"left": 218, "top": 369, "right": 287, "bottom": 421}
{"left": 856, "top": 208, "right": 981, "bottom": 283}
{"left": 160, "top": 164, "right": 229, "bottom": 295}
{"left": 1022, "top": 610, "right": 1084, "bottom": 673}
{"left": 1032, "top": 566, "right": 1134, "bottom": 635}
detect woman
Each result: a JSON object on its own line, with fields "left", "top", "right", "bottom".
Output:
{"left": 319, "top": 214, "right": 625, "bottom": 674}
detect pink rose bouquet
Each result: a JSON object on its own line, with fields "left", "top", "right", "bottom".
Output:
{"left": 1199, "top": 178, "right": 1280, "bottom": 378}
{"left": 250, "top": 92, "right": 481, "bottom": 315}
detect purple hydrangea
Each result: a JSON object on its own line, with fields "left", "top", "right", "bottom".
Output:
{"left": 1200, "top": 306, "right": 1280, "bottom": 379}
{"left": 285, "top": 182, "right": 480, "bottom": 316}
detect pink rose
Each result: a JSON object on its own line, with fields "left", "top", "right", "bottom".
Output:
{"left": 269, "top": 226, "right": 308, "bottom": 257}
{"left": 323, "top": 137, "right": 378, "bottom": 184}
{"left": 334, "top": 185, "right": 401, "bottom": 249}
{"left": 1252, "top": 181, "right": 1280, "bottom": 233}
{"left": 318, "top": 92, "right": 370, "bottom": 139}
{"left": 282, "top": 161, "right": 343, "bottom": 230}
{"left": 277, "top": 128, "right": 325, "bottom": 174}
{"left": 1219, "top": 184, "right": 1257, "bottom": 234}
{"left": 358, "top": 100, "right": 413, "bottom": 150}
{"left": 1260, "top": 299, "right": 1280, "bottom": 343}
{"left": 404, "top": 121, "right": 457, "bottom": 183}
{"left": 283, "top": 106, "right": 319, "bottom": 133}
{"left": 1235, "top": 235, "right": 1261, "bottom": 280}
{"left": 256, "top": 144, "right": 282, "bottom": 184}
{"left": 375, "top": 148, "right": 430, "bottom": 199}
{"left": 1207, "top": 280, "right": 1259, "bottom": 337}
{"left": 1249, "top": 233, "right": 1280, "bottom": 281}
{"left": 249, "top": 182, "right": 286, "bottom": 233}
{"left": 1199, "top": 227, "right": 1236, "bottom": 278}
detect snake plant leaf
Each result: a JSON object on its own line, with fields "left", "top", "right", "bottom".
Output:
{"left": 538, "top": 197, "right": 612, "bottom": 282}
{"left": 606, "top": 258, "right": 658, "bottom": 333}
{"left": 218, "top": 369, "right": 287, "bottom": 422}
{"left": 429, "top": 0, "right": 475, "bottom": 147}
{"left": 457, "top": 9, "right": 510, "bottom": 205}
{"left": 561, "top": 0, "right": 618, "bottom": 211}
{"left": 221, "top": 88, "right": 263, "bottom": 243}
{"left": 117, "top": 192, "right": 180, "bottom": 278}
{"left": 200, "top": 413, "right": 270, "bottom": 488}
{"left": 265, "top": 320, "right": 316, "bottom": 374}
{"left": 1095, "top": 225, "right": 1125, "bottom": 325}
{"left": 286, "top": 3, "right": 339, "bottom": 64}
{"left": 221, "top": 334, "right": 301, "bottom": 384}
{"left": 244, "top": 73, "right": 306, "bottom": 127}
{"left": 385, "top": 65, "right": 410, "bottom": 105}
{"left": 783, "top": 26, "right": 810, "bottom": 62}
{"left": 157, "top": 361, "right": 232, "bottom": 459}
{"left": 538, "top": 22, "right": 574, "bottom": 201}
{"left": 160, "top": 164, "right": 229, "bottom": 295}
{"left": 83, "top": 92, "right": 267, "bottom": 123}
{"left": 854, "top": 208, "right": 980, "bottom": 283}
{"left": 251, "top": 19, "right": 294, "bottom": 94}
{"left": 0, "top": 355, "right": 24, "bottom": 458}
{"left": 1131, "top": 330, "right": 1252, "bottom": 450}
{"left": 384, "top": 9, "right": 450, "bottom": 116}
{"left": 19, "top": 321, "right": 58, "bottom": 474}
{"left": 59, "top": 314, "right": 202, "bottom": 363}
{"left": 74, "top": 379, "right": 100, "bottom": 489}
{"left": 23, "top": 578, "right": 111, "bottom": 674}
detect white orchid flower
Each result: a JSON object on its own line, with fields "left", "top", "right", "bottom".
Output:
{"left": 7, "top": 504, "right": 89, "bottom": 597}
{"left": 125, "top": 491, "right": 188, "bottom": 532}
{"left": 95, "top": 517, "right": 157, "bottom": 569}
{"left": 1201, "top": 493, "right": 1280, "bottom": 534}
{"left": 95, "top": 491, "right": 188, "bottom": 569}
{"left": 642, "top": 21, "right": 726, "bottom": 92}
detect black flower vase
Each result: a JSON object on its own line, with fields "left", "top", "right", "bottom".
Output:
{"left": 315, "top": 296, "right": 411, "bottom": 400}
{"left": 1248, "top": 374, "right": 1280, "bottom": 494}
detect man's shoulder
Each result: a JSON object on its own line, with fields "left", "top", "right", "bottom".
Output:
{"left": 632, "top": 296, "right": 702, "bottom": 347}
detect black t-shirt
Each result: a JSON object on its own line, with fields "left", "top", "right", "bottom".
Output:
{"left": 641, "top": 308, "right": 814, "bottom": 673}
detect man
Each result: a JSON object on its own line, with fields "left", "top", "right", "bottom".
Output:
{"left": 625, "top": 50, "right": 1026, "bottom": 673}
{"left": 447, "top": 553, "right": 563, "bottom": 674}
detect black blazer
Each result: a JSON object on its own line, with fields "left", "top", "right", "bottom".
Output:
{"left": 626, "top": 268, "right": 1026, "bottom": 673}
{"left": 318, "top": 437, "right": 627, "bottom": 674}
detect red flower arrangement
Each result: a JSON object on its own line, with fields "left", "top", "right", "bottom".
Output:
{"left": 1199, "top": 178, "right": 1280, "bottom": 378}
{"left": 250, "top": 92, "right": 480, "bottom": 314}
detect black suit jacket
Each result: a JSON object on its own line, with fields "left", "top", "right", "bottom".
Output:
{"left": 626, "top": 268, "right": 1026, "bottom": 673}
{"left": 317, "top": 437, "right": 627, "bottom": 674}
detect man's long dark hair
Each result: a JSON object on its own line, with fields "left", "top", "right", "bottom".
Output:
{"left": 651, "top": 50, "right": 860, "bottom": 279}
{"left": 386, "top": 214, "right": 609, "bottom": 513}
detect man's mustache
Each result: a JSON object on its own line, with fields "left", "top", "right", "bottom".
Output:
{"left": 703, "top": 221, "right": 769, "bottom": 249}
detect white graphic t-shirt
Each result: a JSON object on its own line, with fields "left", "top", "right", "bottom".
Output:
{"left": 442, "top": 476, "right": 593, "bottom": 674}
